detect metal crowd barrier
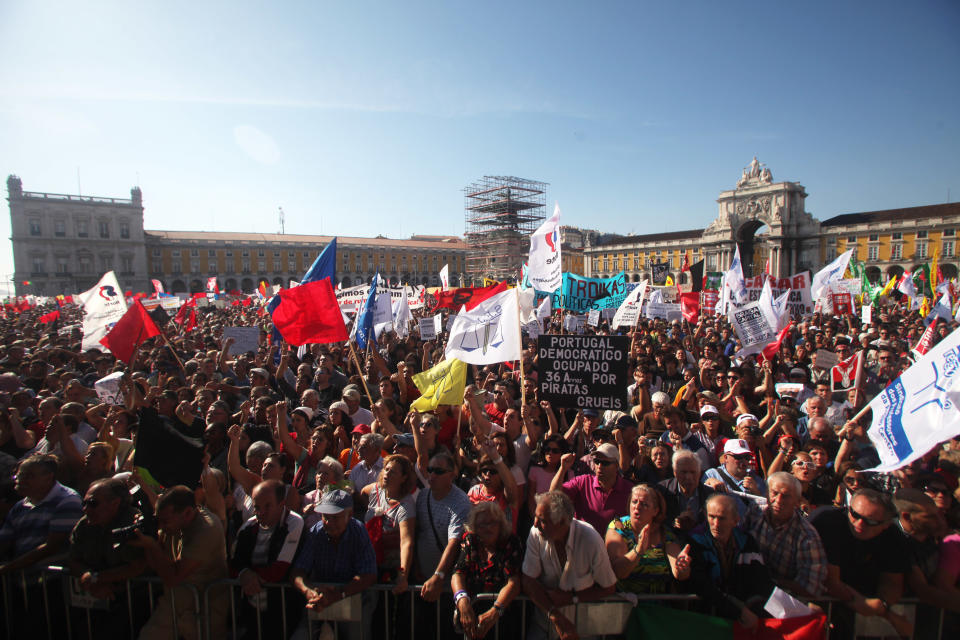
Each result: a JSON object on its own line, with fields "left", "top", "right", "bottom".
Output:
{"left": 0, "top": 567, "right": 953, "bottom": 640}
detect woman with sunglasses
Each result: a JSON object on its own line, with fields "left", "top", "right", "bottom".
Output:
{"left": 605, "top": 484, "right": 690, "bottom": 595}
{"left": 832, "top": 461, "right": 864, "bottom": 508}
{"left": 467, "top": 440, "right": 520, "bottom": 534}
{"left": 789, "top": 451, "right": 831, "bottom": 513}
{"left": 527, "top": 435, "right": 571, "bottom": 517}
{"left": 361, "top": 454, "right": 417, "bottom": 593}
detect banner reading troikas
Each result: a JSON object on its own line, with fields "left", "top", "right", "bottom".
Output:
{"left": 79, "top": 271, "right": 128, "bottom": 352}
{"left": 554, "top": 272, "right": 628, "bottom": 313}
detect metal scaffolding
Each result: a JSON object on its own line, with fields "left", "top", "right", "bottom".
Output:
{"left": 464, "top": 176, "right": 548, "bottom": 284}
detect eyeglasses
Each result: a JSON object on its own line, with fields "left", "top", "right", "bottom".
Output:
{"left": 792, "top": 460, "right": 817, "bottom": 470}
{"left": 730, "top": 453, "right": 752, "bottom": 461}
{"left": 702, "top": 415, "right": 720, "bottom": 421}
{"left": 848, "top": 506, "right": 886, "bottom": 527}
{"left": 924, "top": 485, "right": 951, "bottom": 496}
{"left": 544, "top": 447, "right": 562, "bottom": 454}
{"left": 426, "top": 466, "right": 452, "bottom": 475}
{"left": 727, "top": 375, "right": 740, "bottom": 380}
{"left": 479, "top": 468, "right": 497, "bottom": 477}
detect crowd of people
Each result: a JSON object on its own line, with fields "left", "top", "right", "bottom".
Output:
{"left": 0, "top": 295, "right": 958, "bottom": 640}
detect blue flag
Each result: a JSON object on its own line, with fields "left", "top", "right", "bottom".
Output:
{"left": 355, "top": 273, "right": 379, "bottom": 350}
{"left": 302, "top": 237, "right": 337, "bottom": 285}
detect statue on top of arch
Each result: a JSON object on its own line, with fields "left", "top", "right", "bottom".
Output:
{"left": 736, "top": 157, "right": 773, "bottom": 189}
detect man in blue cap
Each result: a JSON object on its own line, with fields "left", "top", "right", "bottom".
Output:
{"left": 289, "top": 489, "right": 377, "bottom": 640}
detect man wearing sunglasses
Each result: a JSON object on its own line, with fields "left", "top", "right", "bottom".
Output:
{"left": 703, "top": 439, "right": 767, "bottom": 498}
{"left": 550, "top": 442, "right": 632, "bottom": 536}
{"left": 810, "top": 488, "right": 912, "bottom": 637}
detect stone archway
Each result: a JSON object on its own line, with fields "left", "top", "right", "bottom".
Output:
{"left": 171, "top": 279, "right": 186, "bottom": 293}
{"left": 225, "top": 278, "right": 237, "bottom": 292}
{"left": 736, "top": 220, "right": 768, "bottom": 278}
{"left": 189, "top": 279, "right": 203, "bottom": 293}
{"left": 241, "top": 278, "right": 254, "bottom": 292}
{"left": 865, "top": 266, "right": 882, "bottom": 284}
{"left": 885, "top": 265, "right": 904, "bottom": 280}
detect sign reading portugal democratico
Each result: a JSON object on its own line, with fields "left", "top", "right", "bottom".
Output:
{"left": 537, "top": 335, "right": 629, "bottom": 410}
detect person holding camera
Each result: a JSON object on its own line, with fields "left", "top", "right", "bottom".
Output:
{"left": 68, "top": 477, "right": 149, "bottom": 638}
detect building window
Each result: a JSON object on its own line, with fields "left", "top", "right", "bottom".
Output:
{"left": 890, "top": 244, "right": 902, "bottom": 260}
{"left": 152, "top": 248, "right": 161, "bottom": 257}
{"left": 707, "top": 254, "right": 716, "bottom": 270}
{"left": 273, "top": 251, "right": 280, "bottom": 258}
{"left": 77, "top": 220, "right": 88, "bottom": 237}
{"left": 826, "top": 248, "right": 837, "bottom": 261}
{"left": 242, "top": 260, "right": 251, "bottom": 273}
{"left": 29, "top": 219, "right": 41, "bottom": 236}
{"left": 258, "top": 250, "right": 265, "bottom": 258}
{"left": 55, "top": 256, "right": 69, "bottom": 274}
{"left": 78, "top": 255, "right": 92, "bottom": 273}
{"left": 208, "top": 261, "right": 217, "bottom": 273}
{"left": 916, "top": 241, "right": 927, "bottom": 259}
{"left": 943, "top": 229, "right": 955, "bottom": 237}
{"left": 612, "top": 257, "right": 619, "bottom": 270}
{"left": 917, "top": 230, "right": 928, "bottom": 239}
{"left": 891, "top": 232, "right": 902, "bottom": 240}
{"left": 172, "top": 249, "right": 181, "bottom": 258}
{"left": 943, "top": 240, "right": 955, "bottom": 258}
{"left": 847, "top": 236, "right": 857, "bottom": 244}
{"left": 100, "top": 255, "right": 113, "bottom": 271}
{"left": 288, "top": 261, "right": 296, "bottom": 272}
{"left": 868, "top": 245, "right": 879, "bottom": 261}
{"left": 31, "top": 257, "right": 45, "bottom": 273}
{"left": 868, "top": 234, "right": 878, "bottom": 242}
{"left": 119, "top": 222, "right": 130, "bottom": 239}
{"left": 54, "top": 220, "right": 66, "bottom": 237}
{"left": 99, "top": 221, "right": 110, "bottom": 238}
{"left": 242, "top": 250, "right": 250, "bottom": 257}
{"left": 257, "top": 260, "right": 266, "bottom": 272}
{"left": 172, "top": 262, "right": 181, "bottom": 274}
{"left": 190, "top": 249, "right": 199, "bottom": 257}
{"left": 191, "top": 261, "right": 199, "bottom": 273}
{"left": 208, "top": 249, "right": 216, "bottom": 257}
{"left": 225, "top": 250, "right": 232, "bottom": 257}
{"left": 122, "top": 256, "right": 133, "bottom": 273}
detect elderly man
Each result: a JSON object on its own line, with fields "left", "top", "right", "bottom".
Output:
{"left": 133, "top": 485, "right": 229, "bottom": 640}
{"left": 232, "top": 479, "right": 304, "bottom": 640}
{"left": 809, "top": 488, "right": 912, "bottom": 637}
{"left": 741, "top": 472, "right": 827, "bottom": 598}
{"left": 687, "top": 494, "right": 774, "bottom": 628}
{"left": 703, "top": 439, "right": 767, "bottom": 498}
{"left": 342, "top": 388, "right": 374, "bottom": 426}
{"left": 657, "top": 449, "right": 715, "bottom": 532}
{"left": 551, "top": 442, "right": 632, "bottom": 535}
{"left": 349, "top": 432, "right": 385, "bottom": 496}
{"left": 522, "top": 491, "right": 617, "bottom": 640}
{"left": 290, "top": 489, "right": 376, "bottom": 640}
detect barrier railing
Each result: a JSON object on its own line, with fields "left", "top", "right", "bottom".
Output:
{"left": 0, "top": 567, "right": 953, "bottom": 640}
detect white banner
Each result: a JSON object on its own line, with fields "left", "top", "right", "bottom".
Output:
{"left": 729, "top": 299, "right": 779, "bottom": 356}
{"left": 645, "top": 302, "right": 682, "bottom": 321}
{"left": 867, "top": 329, "right": 960, "bottom": 471}
{"left": 612, "top": 279, "right": 648, "bottom": 328}
{"left": 79, "top": 271, "right": 128, "bottom": 352}
{"left": 336, "top": 283, "right": 424, "bottom": 310}
{"left": 445, "top": 289, "right": 522, "bottom": 365}
{"left": 527, "top": 203, "right": 562, "bottom": 292}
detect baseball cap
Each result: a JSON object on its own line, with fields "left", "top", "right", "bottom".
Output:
{"left": 328, "top": 400, "right": 349, "bottom": 415}
{"left": 342, "top": 389, "right": 361, "bottom": 402}
{"left": 250, "top": 367, "right": 269, "bottom": 379}
{"left": 614, "top": 415, "right": 638, "bottom": 431}
{"left": 699, "top": 405, "right": 720, "bottom": 418}
{"left": 351, "top": 423, "right": 371, "bottom": 435}
{"left": 293, "top": 406, "right": 314, "bottom": 421}
{"left": 736, "top": 413, "right": 758, "bottom": 426}
{"left": 789, "top": 368, "right": 807, "bottom": 379}
{"left": 393, "top": 433, "right": 415, "bottom": 449}
{"left": 723, "top": 439, "right": 752, "bottom": 456}
{"left": 582, "top": 409, "right": 599, "bottom": 418}
{"left": 315, "top": 489, "right": 353, "bottom": 514}
{"left": 592, "top": 443, "right": 619, "bottom": 462}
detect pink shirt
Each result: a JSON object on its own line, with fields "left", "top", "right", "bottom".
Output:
{"left": 560, "top": 473, "right": 633, "bottom": 535}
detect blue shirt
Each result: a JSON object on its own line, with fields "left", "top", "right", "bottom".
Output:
{"left": 293, "top": 517, "right": 376, "bottom": 583}
{"left": 0, "top": 482, "right": 82, "bottom": 558}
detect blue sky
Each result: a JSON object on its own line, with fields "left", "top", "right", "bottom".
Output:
{"left": 1, "top": 1, "right": 958, "bottom": 289}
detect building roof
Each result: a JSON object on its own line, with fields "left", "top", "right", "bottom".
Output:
{"left": 591, "top": 228, "right": 704, "bottom": 248}
{"left": 821, "top": 202, "right": 960, "bottom": 227}
{"left": 144, "top": 230, "right": 467, "bottom": 250}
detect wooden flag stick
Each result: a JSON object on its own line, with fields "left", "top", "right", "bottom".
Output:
{"left": 347, "top": 340, "right": 375, "bottom": 409}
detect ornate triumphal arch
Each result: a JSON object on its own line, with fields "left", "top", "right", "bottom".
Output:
{"left": 701, "top": 157, "right": 822, "bottom": 277}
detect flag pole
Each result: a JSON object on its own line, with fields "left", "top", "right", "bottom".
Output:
{"left": 347, "top": 340, "right": 375, "bottom": 408}
{"left": 514, "top": 288, "right": 526, "bottom": 406}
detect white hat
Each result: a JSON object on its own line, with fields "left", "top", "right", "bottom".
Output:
{"left": 699, "top": 405, "right": 719, "bottom": 417}
{"left": 736, "top": 413, "right": 758, "bottom": 426}
{"left": 592, "top": 443, "right": 619, "bottom": 462}
{"left": 723, "top": 439, "right": 752, "bottom": 456}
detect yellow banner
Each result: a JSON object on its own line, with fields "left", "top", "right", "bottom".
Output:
{"left": 410, "top": 358, "right": 467, "bottom": 411}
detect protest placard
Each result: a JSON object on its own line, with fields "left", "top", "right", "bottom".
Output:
{"left": 223, "top": 326, "right": 260, "bottom": 355}
{"left": 587, "top": 309, "right": 600, "bottom": 327}
{"left": 94, "top": 371, "right": 125, "bottom": 405}
{"left": 645, "top": 302, "right": 683, "bottom": 321}
{"left": 814, "top": 349, "right": 839, "bottom": 370}
{"left": 419, "top": 315, "right": 441, "bottom": 340}
{"left": 537, "top": 335, "right": 629, "bottom": 410}
{"left": 739, "top": 273, "right": 813, "bottom": 316}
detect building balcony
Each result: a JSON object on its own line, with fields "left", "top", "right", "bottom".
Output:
{"left": 30, "top": 272, "right": 48, "bottom": 278}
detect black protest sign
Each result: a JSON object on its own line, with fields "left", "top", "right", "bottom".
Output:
{"left": 537, "top": 335, "right": 629, "bottom": 411}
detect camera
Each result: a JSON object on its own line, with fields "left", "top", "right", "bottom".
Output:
{"left": 111, "top": 515, "right": 145, "bottom": 541}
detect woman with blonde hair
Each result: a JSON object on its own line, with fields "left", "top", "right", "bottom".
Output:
{"left": 605, "top": 483, "right": 691, "bottom": 594}
{"left": 361, "top": 453, "right": 417, "bottom": 593}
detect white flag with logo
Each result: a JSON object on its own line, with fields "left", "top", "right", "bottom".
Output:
{"left": 392, "top": 287, "right": 413, "bottom": 338}
{"left": 612, "top": 280, "right": 648, "bottom": 328}
{"left": 527, "top": 203, "right": 562, "bottom": 292}
{"left": 725, "top": 246, "right": 747, "bottom": 303}
{"left": 536, "top": 295, "right": 552, "bottom": 321}
{"left": 78, "top": 271, "right": 128, "bottom": 352}
{"left": 867, "top": 329, "right": 960, "bottom": 472}
{"left": 439, "top": 264, "right": 449, "bottom": 291}
{"left": 811, "top": 249, "right": 853, "bottom": 301}
{"left": 445, "top": 288, "right": 522, "bottom": 365}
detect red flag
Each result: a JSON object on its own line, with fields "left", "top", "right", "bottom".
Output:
{"left": 99, "top": 300, "right": 162, "bottom": 363}
{"left": 831, "top": 351, "right": 863, "bottom": 392}
{"left": 679, "top": 292, "right": 700, "bottom": 323}
{"left": 241, "top": 297, "right": 252, "bottom": 307}
{"left": 735, "top": 613, "right": 827, "bottom": 640}
{"left": 183, "top": 308, "right": 198, "bottom": 333}
{"left": 761, "top": 322, "right": 793, "bottom": 361}
{"left": 914, "top": 323, "right": 937, "bottom": 356}
{"left": 174, "top": 297, "right": 197, "bottom": 325}
{"left": 191, "top": 292, "right": 207, "bottom": 300}
{"left": 681, "top": 251, "right": 691, "bottom": 272}
{"left": 430, "top": 282, "right": 508, "bottom": 311}
{"left": 271, "top": 279, "right": 348, "bottom": 346}
{"left": 39, "top": 309, "right": 61, "bottom": 324}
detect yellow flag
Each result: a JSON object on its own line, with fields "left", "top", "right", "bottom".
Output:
{"left": 665, "top": 275, "right": 675, "bottom": 287}
{"left": 879, "top": 276, "right": 897, "bottom": 298}
{"left": 931, "top": 249, "right": 940, "bottom": 292}
{"left": 410, "top": 358, "right": 467, "bottom": 411}
{"left": 920, "top": 296, "right": 931, "bottom": 318}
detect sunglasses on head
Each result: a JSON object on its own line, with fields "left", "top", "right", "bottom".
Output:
{"left": 848, "top": 506, "right": 886, "bottom": 527}
{"left": 426, "top": 466, "right": 451, "bottom": 475}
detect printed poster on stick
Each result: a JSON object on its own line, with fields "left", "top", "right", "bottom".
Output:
{"left": 537, "top": 335, "right": 629, "bottom": 411}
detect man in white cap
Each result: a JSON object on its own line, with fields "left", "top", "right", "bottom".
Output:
{"left": 550, "top": 442, "right": 632, "bottom": 535}
{"left": 341, "top": 388, "right": 373, "bottom": 426}
{"left": 290, "top": 489, "right": 377, "bottom": 640}
{"left": 703, "top": 438, "right": 766, "bottom": 497}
